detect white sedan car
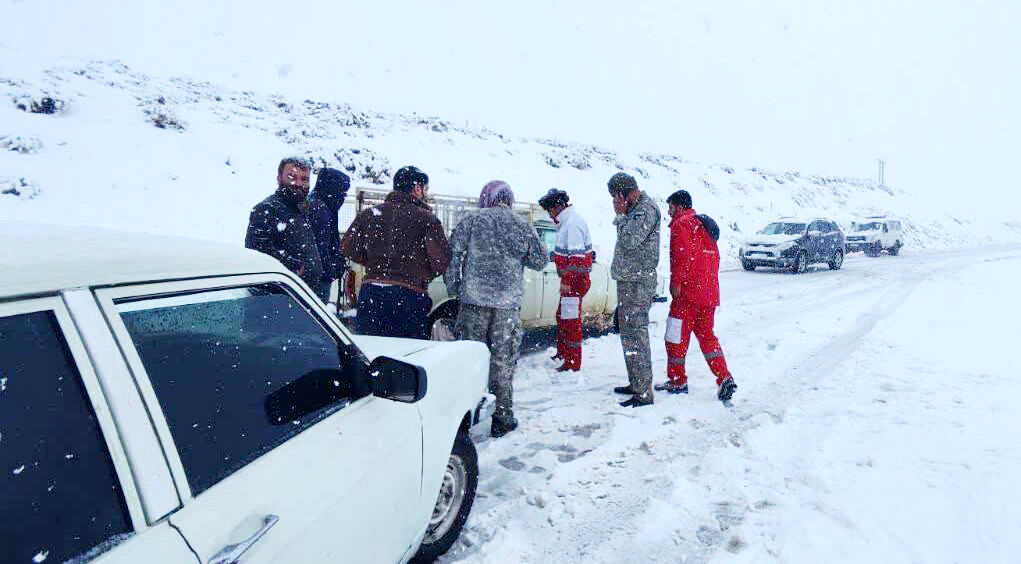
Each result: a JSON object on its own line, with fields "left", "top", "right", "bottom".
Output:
{"left": 0, "top": 223, "right": 491, "bottom": 564}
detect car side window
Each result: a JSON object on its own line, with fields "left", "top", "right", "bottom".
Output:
{"left": 538, "top": 228, "right": 557, "bottom": 257}
{"left": 0, "top": 310, "right": 133, "bottom": 563}
{"left": 808, "top": 221, "right": 823, "bottom": 232}
{"left": 115, "top": 283, "right": 369, "bottom": 496}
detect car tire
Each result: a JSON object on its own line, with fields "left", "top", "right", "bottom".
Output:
{"left": 741, "top": 260, "right": 755, "bottom": 271}
{"left": 412, "top": 430, "right": 479, "bottom": 563}
{"left": 828, "top": 249, "right": 843, "bottom": 270}
{"left": 867, "top": 241, "right": 881, "bottom": 257}
{"left": 888, "top": 241, "right": 901, "bottom": 256}
{"left": 791, "top": 251, "right": 807, "bottom": 274}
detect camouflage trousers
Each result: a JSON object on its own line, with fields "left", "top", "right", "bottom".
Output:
{"left": 456, "top": 303, "right": 523, "bottom": 423}
{"left": 617, "top": 278, "right": 657, "bottom": 399}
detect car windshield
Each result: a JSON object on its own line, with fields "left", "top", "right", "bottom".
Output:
{"left": 760, "top": 222, "right": 806, "bottom": 235}
{"left": 854, "top": 222, "right": 883, "bottom": 232}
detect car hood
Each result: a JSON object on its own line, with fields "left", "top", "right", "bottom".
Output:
{"left": 352, "top": 335, "right": 443, "bottom": 360}
{"left": 744, "top": 234, "right": 801, "bottom": 246}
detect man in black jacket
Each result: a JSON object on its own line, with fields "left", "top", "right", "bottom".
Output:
{"left": 308, "top": 167, "right": 350, "bottom": 304}
{"left": 245, "top": 157, "right": 325, "bottom": 297}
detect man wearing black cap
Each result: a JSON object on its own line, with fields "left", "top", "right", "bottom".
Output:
{"left": 341, "top": 165, "right": 451, "bottom": 338}
{"left": 607, "top": 172, "right": 661, "bottom": 407}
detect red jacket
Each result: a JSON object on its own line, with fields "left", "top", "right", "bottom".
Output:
{"left": 669, "top": 208, "right": 720, "bottom": 307}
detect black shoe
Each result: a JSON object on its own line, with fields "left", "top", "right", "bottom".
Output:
{"left": 654, "top": 381, "right": 689, "bottom": 394}
{"left": 555, "top": 363, "right": 579, "bottom": 372}
{"left": 717, "top": 377, "right": 737, "bottom": 402}
{"left": 491, "top": 417, "right": 519, "bottom": 438}
{"left": 614, "top": 385, "right": 637, "bottom": 395}
{"left": 619, "top": 394, "right": 653, "bottom": 408}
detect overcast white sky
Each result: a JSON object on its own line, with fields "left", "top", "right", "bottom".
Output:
{"left": 3, "top": 0, "right": 1018, "bottom": 213}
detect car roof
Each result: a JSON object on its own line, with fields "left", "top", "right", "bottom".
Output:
{"left": 0, "top": 222, "right": 287, "bottom": 299}
{"left": 772, "top": 217, "right": 832, "bottom": 224}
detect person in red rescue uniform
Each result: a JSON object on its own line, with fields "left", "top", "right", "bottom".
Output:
{"left": 538, "top": 189, "right": 593, "bottom": 372}
{"left": 656, "top": 189, "right": 737, "bottom": 402}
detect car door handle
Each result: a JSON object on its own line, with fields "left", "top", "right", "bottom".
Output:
{"left": 208, "top": 514, "right": 280, "bottom": 564}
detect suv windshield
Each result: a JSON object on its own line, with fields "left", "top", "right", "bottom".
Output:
{"left": 854, "top": 222, "right": 883, "bottom": 232}
{"left": 760, "top": 222, "right": 806, "bottom": 235}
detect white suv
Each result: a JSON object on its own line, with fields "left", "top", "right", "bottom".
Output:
{"left": 0, "top": 223, "right": 491, "bottom": 564}
{"left": 845, "top": 216, "right": 904, "bottom": 256}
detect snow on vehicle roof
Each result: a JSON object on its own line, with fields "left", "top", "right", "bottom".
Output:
{"left": 0, "top": 222, "right": 286, "bottom": 298}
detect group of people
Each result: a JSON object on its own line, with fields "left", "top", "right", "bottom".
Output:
{"left": 245, "top": 157, "right": 737, "bottom": 438}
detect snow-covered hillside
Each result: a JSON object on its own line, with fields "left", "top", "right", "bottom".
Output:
{"left": 3, "top": 60, "right": 1018, "bottom": 264}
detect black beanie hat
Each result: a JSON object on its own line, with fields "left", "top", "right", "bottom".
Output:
{"left": 393, "top": 165, "right": 429, "bottom": 193}
{"left": 538, "top": 188, "right": 569, "bottom": 210}
{"left": 607, "top": 172, "right": 638, "bottom": 195}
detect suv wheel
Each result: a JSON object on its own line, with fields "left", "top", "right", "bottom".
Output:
{"left": 413, "top": 430, "right": 478, "bottom": 563}
{"left": 791, "top": 251, "right": 807, "bottom": 274}
{"left": 828, "top": 249, "right": 843, "bottom": 270}
{"left": 888, "top": 241, "right": 901, "bottom": 256}
{"left": 867, "top": 241, "right": 882, "bottom": 257}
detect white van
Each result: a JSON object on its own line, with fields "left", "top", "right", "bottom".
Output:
{"left": 846, "top": 216, "right": 904, "bottom": 256}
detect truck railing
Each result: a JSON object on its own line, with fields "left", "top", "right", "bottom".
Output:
{"left": 339, "top": 187, "right": 552, "bottom": 237}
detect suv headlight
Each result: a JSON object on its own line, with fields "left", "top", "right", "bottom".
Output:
{"left": 775, "top": 241, "right": 796, "bottom": 252}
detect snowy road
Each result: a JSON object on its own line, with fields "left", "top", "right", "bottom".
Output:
{"left": 443, "top": 246, "right": 1021, "bottom": 563}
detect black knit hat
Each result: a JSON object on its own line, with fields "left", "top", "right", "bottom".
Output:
{"left": 607, "top": 172, "right": 638, "bottom": 195}
{"left": 538, "top": 188, "right": 569, "bottom": 210}
{"left": 666, "top": 189, "right": 692, "bottom": 208}
{"left": 393, "top": 165, "right": 429, "bottom": 193}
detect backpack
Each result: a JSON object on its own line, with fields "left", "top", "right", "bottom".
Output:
{"left": 696, "top": 214, "right": 720, "bottom": 241}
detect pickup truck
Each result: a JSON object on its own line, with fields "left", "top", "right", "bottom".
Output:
{"left": 338, "top": 188, "right": 667, "bottom": 336}
{"left": 0, "top": 222, "right": 491, "bottom": 564}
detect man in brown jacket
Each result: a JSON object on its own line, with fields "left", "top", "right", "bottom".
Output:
{"left": 341, "top": 165, "right": 451, "bottom": 338}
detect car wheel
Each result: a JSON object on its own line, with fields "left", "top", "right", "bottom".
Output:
{"left": 888, "top": 241, "right": 900, "bottom": 256}
{"left": 741, "top": 260, "right": 755, "bottom": 271}
{"left": 828, "top": 249, "right": 843, "bottom": 270}
{"left": 868, "top": 241, "right": 881, "bottom": 257}
{"left": 791, "top": 251, "right": 807, "bottom": 274}
{"left": 412, "top": 431, "right": 479, "bottom": 563}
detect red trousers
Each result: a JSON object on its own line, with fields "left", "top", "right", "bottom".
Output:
{"left": 665, "top": 299, "right": 730, "bottom": 386}
{"left": 556, "top": 274, "right": 591, "bottom": 369}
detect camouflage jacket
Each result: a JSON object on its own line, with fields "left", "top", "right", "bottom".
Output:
{"left": 611, "top": 191, "right": 661, "bottom": 282}
{"left": 444, "top": 205, "right": 549, "bottom": 309}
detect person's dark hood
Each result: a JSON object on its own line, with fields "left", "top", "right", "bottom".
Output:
{"left": 311, "top": 167, "right": 350, "bottom": 210}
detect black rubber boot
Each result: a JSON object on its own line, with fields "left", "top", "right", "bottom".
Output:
{"left": 614, "top": 385, "right": 636, "bottom": 395}
{"left": 654, "top": 381, "right": 689, "bottom": 394}
{"left": 491, "top": 416, "right": 519, "bottom": 438}
{"left": 619, "top": 394, "right": 653, "bottom": 408}
{"left": 717, "top": 377, "right": 737, "bottom": 402}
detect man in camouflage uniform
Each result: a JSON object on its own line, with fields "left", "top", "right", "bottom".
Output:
{"left": 607, "top": 172, "right": 662, "bottom": 407}
{"left": 445, "top": 180, "right": 548, "bottom": 437}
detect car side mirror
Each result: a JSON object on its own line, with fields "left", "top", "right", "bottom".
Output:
{"left": 549, "top": 251, "right": 555, "bottom": 262}
{"left": 265, "top": 368, "right": 352, "bottom": 425}
{"left": 370, "top": 356, "right": 427, "bottom": 403}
